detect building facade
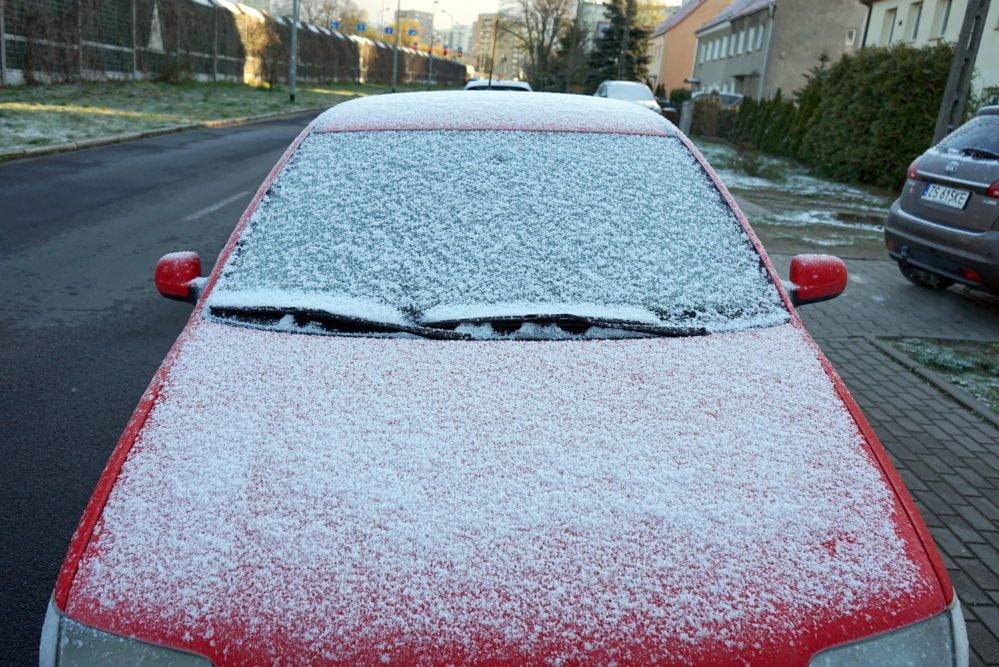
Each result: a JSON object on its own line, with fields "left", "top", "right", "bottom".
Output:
{"left": 647, "top": 0, "right": 733, "bottom": 95}
{"left": 862, "top": 0, "right": 999, "bottom": 104}
{"left": 470, "top": 13, "right": 526, "bottom": 80}
{"left": 691, "top": 0, "right": 866, "bottom": 98}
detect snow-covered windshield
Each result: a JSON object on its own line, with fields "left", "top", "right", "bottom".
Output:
{"left": 209, "top": 130, "right": 788, "bottom": 337}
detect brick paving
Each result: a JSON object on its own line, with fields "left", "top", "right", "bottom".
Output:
{"left": 767, "top": 254, "right": 999, "bottom": 665}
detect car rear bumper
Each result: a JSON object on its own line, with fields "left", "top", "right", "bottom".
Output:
{"left": 884, "top": 199, "right": 999, "bottom": 293}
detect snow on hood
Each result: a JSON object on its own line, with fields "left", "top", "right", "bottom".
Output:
{"left": 68, "top": 321, "right": 935, "bottom": 664}
{"left": 314, "top": 91, "right": 672, "bottom": 135}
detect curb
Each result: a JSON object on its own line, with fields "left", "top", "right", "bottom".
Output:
{"left": 0, "top": 105, "right": 328, "bottom": 162}
{"left": 866, "top": 336, "right": 999, "bottom": 428}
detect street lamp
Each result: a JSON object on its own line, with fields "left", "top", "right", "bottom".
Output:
{"left": 427, "top": 0, "right": 438, "bottom": 85}
{"left": 390, "top": 0, "right": 401, "bottom": 91}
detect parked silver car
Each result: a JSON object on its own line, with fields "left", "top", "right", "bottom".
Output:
{"left": 884, "top": 106, "right": 999, "bottom": 294}
{"left": 593, "top": 81, "right": 662, "bottom": 115}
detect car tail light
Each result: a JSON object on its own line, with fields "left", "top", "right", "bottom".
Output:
{"left": 907, "top": 159, "right": 920, "bottom": 180}
{"left": 987, "top": 179, "right": 999, "bottom": 199}
{"left": 960, "top": 268, "right": 981, "bottom": 283}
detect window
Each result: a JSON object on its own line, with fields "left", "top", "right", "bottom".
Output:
{"left": 881, "top": 7, "right": 898, "bottom": 44}
{"left": 738, "top": 29, "right": 746, "bottom": 54}
{"left": 729, "top": 33, "right": 737, "bottom": 56}
{"left": 755, "top": 22, "right": 765, "bottom": 49}
{"left": 935, "top": 0, "right": 952, "bottom": 36}
{"left": 748, "top": 25, "right": 756, "bottom": 50}
{"left": 845, "top": 28, "right": 857, "bottom": 46}
{"left": 211, "top": 131, "right": 788, "bottom": 334}
{"left": 908, "top": 2, "right": 923, "bottom": 40}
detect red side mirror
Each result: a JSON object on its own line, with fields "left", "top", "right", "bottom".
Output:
{"left": 788, "top": 254, "right": 847, "bottom": 306}
{"left": 155, "top": 251, "right": 203, "bottom": 303}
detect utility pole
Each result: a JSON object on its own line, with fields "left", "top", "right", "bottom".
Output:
{"left": 566, "top": 0, "right": 581, "bottom": 92}
{"left": 427, "top": 0, "right": 438, "bottom": 84}
{"left": 933, "top": 0, "right": 991, "bottom": 143}
{"left": 617, "top": 0, "right": 633, "bottom": 80}
{"left": 390, "top": 0, "right": 402, "bottom": 91}
{"left": 488, "top": 16, "right": 499, "bottom": 86}
{"left": 3, "top": 0, "right": 10, "bottom": 86}
{"left": 288, "top": 0, "right": 300, "bottom": 102}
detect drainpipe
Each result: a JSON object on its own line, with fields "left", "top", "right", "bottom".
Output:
{"left": 859, "top": 0, "right": 873, "bottom": 48}
{"left": 757, "top": 2, "right": 776, "bottom": 99}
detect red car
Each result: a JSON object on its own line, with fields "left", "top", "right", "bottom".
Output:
{"left": 42, "top": 92, "right": 967, "bottom": 666}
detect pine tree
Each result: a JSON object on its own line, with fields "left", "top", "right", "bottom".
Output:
{"left": 585, "top": 0, "right": 651, "bottom": 92}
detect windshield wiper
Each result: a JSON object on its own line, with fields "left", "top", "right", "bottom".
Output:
{"left": 959, "top": 145, "right": 999, "bottom": 160}
{"left": 420, "top": 313, "right": 708, "bottom": 338}
{"left": 210, "top": 305, "right": 470, "bottom": 340}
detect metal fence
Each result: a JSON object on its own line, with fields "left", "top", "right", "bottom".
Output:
{"left": 0, "top": 0, "right": 467, "bottom": 86}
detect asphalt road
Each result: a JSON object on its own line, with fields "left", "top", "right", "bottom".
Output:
{"left": 0, "top": 112, "right": 316, "bottom": 663}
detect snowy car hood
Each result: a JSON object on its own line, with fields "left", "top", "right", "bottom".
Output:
{"left": 67, "top": 320, "right": 941, "bottom": 665}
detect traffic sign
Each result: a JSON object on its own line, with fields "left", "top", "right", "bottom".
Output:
{"left": 384, "top": 26, "right": 394, "bottom": 35}
{"left": 407, "top": 28, "right": 417, "bottom": 36}
{"left": 356, "top": 23, "right": 365, "bottom": 31}
{"left": 330, "top": 20, "right": 340, "bottom": 29}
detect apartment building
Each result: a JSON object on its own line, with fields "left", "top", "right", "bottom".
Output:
{"left": 691, "top": 0, "right": 866, "bottom": 98}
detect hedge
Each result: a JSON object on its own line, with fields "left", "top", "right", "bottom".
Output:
{"left": 699, "top": 43, "right": 954, "bottom": 190}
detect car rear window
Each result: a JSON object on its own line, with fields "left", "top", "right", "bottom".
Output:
{"left": 937, "top": 115, "right": 999, "bottom": 156}
{"left": 210, "top": 130, "right": 788, "bottom": 334}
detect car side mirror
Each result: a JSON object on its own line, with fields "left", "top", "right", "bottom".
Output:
{"left": 155, "top": 251, "right": 204, "bottom": 304}
{"left": 787, "top": 254, "right": 847, "bottom": 306}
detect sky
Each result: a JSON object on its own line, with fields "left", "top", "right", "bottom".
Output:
{"left": 355, "top": 0, "right": 504, "bottom": 28}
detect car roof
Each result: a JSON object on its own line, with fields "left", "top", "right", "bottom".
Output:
{"left": 604, "top": 80, "right": 648, "bottom": 89}
{"left": 313, "top": 90, "right": 672, "bottom": 135}
{"left": 976, "top": 105, "right": 999, "bottom": 116}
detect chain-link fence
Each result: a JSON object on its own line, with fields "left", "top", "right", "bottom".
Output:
{"left": 0, "top": 0, "right": 467, "bottom": 86}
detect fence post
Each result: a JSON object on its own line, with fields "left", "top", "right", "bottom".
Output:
{"left": 679, "top": 100, "right": 693, "bottom": 135}
{"left": 211, "top": 6, "right": 218, "bottom": 81}
{"left": 131, "top": 0, "right": 138, "bottom": 78}
{"left": 77, "top": 0, "right": 84, "bottom": 78}
{"left": 0, "top": 0, "right": 7, "bottom": 86}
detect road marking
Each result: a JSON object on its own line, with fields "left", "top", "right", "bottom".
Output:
{"left": 184, "top": 191, "right": 251, "bottom": 221}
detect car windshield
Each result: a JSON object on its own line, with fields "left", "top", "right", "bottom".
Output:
{"left": 209, "top": 130, "right": 788, "bottom": 339}
{"left": 609, "top": 84, "right": 653, "bottom": 101}
{"left": 937, "top": 115, "right": 999, "bottom": 157}
{"left": 468, "top": 84, "right": 528, "bottom": 91}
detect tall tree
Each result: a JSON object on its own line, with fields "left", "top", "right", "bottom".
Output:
{"left": 585, "top": 0, "right": 651, "bottom": 91}
{"left": 552, "top": 18, "right": 588, "bottom": 92}
{"left": 501, "top": 0, "right": 575, "bottom": 91}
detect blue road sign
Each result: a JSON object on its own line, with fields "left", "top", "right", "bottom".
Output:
{"left": 330, "top": 20, "right": 340, "bottom": 29}
{"left": 407, "top": 28, "right": 417, "bottom": 36}
{"left": 384, "top": 26, "right": 394, "bottom": 35}
{"left": 356, "top": 23, "right": 365, "bottom": 31}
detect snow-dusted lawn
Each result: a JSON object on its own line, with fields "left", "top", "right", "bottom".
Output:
{"left": 693, "top": 138, "right": 896, "bottom": 257}
{"left": 0, "top": 80, "right": 447, "bottom": 154}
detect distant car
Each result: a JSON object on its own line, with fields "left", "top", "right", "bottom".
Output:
{"left": 692, "top": 90, "right": 744, "bottom": 109}
{"left": 885, "top": 105, "right": 999, "bottom": 294}
{"left": 655, "top": 97, "right": 680, "bottom": 124}
{"left": 464, "top": 78, "right": 532, "bottom": 91}
{"left": 42, "top": 91, "right": 966, "bottom": 666}
{"left": 594, "top": 80, "right": 662, "bottom": 115}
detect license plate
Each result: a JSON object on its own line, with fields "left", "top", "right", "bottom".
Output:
{"left": 922, "top": 183, "right": 970, "bottom": 209}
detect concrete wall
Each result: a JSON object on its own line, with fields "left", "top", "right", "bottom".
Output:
{"left": 864, "top": 0, "right": 999, "bottom": 104}
{"left": 763, "top": 0, "right": 866, "bottom": 97}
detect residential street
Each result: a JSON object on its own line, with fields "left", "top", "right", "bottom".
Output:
{"left": 2, "top": 117, "right": 998, "bottom": 664}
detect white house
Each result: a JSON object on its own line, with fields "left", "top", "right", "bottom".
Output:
{"left": 862, "top": 0, "right": 999, "bottom": 105}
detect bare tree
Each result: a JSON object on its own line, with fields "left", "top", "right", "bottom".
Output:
{"left": 273, "top": 0, "right": 365, "bottom": 29}
{"left": 501, "top": 0, "right": 574, "bottom": 91}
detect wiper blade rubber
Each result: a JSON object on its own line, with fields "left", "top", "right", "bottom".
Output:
{"left": 210, "top": 305, "right": 470, "bottom": 340}
{"left": 421, "top": 313, "right": 707, "bottom": 337}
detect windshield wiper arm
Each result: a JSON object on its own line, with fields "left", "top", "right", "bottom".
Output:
{"left": 210, "top": 305, "right": 470, "bottom": 340}
{"left": 959, "top": 145, "right": 999, "bottom": 160}
{"left": 420, "top": 313, "right": 708, "bottom": 337}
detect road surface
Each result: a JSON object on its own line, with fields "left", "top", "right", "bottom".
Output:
{"left": 0, "top": 112, "right": 314, "bottom": 663}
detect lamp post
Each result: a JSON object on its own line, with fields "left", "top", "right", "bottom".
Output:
{"left": 390, "top": 0, "right": 402, "bottom": 91}
{"left": 427, "top": 0, "right": 439, "bottom": 84}
{"left": 288, "top": 0, "right": 300, "bottom": 103}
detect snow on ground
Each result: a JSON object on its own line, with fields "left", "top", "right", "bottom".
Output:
{"left": 694, "top": 139, "right": 895, "bottom": 252}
